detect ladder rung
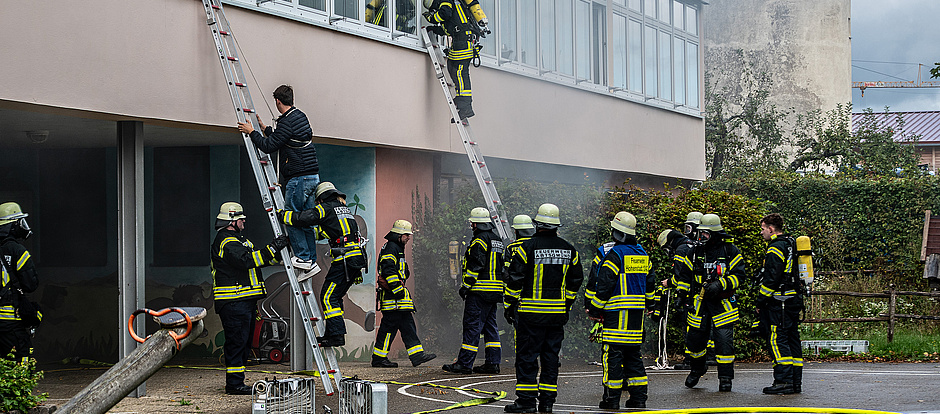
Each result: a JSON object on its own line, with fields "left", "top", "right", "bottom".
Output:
{"left": 259, "top": 159, "right": 269, "bottom": 165}
{"left": 227, "top": 56, "right": 239, "bottom": 62}
{"left": 234, "top": 82, "right": 246, "bottom": 87}
{"left": 212, "top": 4, "right": 221, "bottom": 9}
{"left": 477, "top": 162, "right": 485, "bottom": 167}
{"left": 309, "top": 317, "right": 319, "bottom": 322}
{"left": 301, "top": 291, "right": 311, "bottom": 295}
{"left": 242, "top": 108, "right": 255, "bottom": 113}
{"left": 219, "top": 30, "right": 230, "bottom": 36}
{"left": 327, "top": 369, "right": 337, "bottom": 373}
{"left": 326, "top": 392, "right": 334, "bottom": 396}
{"left": 268, "top": 186, "right": 277, "bottom": 191}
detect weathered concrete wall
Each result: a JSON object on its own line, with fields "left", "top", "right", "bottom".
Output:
{"left": 703, "top": 0, "right": 852, "bottom": 116}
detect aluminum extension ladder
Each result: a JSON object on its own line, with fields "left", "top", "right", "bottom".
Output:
{"left": 421, "top": 28, "right": 512, "bottom": 241}
{"left": 200, "top": 0, "right": 343, "bottom": 396}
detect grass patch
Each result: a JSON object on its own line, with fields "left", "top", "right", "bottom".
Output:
{"left": 801, "top": 324, "right": 940, "bottom": 362}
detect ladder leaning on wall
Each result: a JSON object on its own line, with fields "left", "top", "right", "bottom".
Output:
{"left": 199, "top": 0, "right": 343, "bottom": 396}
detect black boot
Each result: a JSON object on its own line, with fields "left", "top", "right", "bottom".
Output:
{"left": 442, "top": 362, "right": 472, "bottom": 374}
{"left": 371, "top": 357, "right": 398, "bottom": 368}
{"left": 537, "top": 402, "right": 553, "bottom": 413}
{"left": 472, "top": 363, "right": 500, "bottom": 374}
{"left": 410, "top": 352, "right": 437, "bottom": 367}
{"left": 598, "top": 387, "right": 621, "bottom": 409}
{"left": 793, "top": 365, "right": 803, "bottom": 393}
{"left": 719, "top": 377, "right": 732, "bottom": 392}
{"left": 685, "top": 372, "right": 702, "bottom": 388}
{"left": 762, "top": 381, "right": 794, "bottom": 395}
{"left": 504, "top": 402, "right": 536, "bottom": 413}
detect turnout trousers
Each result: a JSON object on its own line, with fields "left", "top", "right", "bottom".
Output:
{"left": 0, "top": 320, "right": 32, "bottom": 363}
{"left": 513, "top": 319, "right": 563, "bottom": 407}
{"left": 686, "top": 309, "right": 735, "bottom": 379}
{"left": 760, "top": 296, "right": 804, "bottom": 387}
{"left": 447, "top": 57, "right": 473, "bottom": 117}
{"left": 372, "top": 310, "right": 426, "bottom": 361}
{"left": 218, "top": 299, "right": 257, "bottom": 388}
{"left": 456, "top": 294, "right": 501, "bottom": 368}
{"left": 602, "top": 343, "right": 648, "bottom": 403}
{"left": 322, "top": 262, "right": 355, "bottom": 338}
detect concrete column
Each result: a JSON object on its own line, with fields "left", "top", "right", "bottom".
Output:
{"left": 117, "top": 121, "right": 146, "bottom": 397}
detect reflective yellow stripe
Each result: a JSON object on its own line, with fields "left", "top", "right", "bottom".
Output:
{"left": 729, "top": 254, "right": 743, "bottom": 269}
{"left": 218, "top": 237, "right": 241, "bottom": 258}
{"left": 407, "top": 344, "right": 424, "bottom": 355}
{"left": 16, "top": 251, "right": 30, "bottom": 271}
{"left": 627, "top": 376, "right": 649, "bottom": 386}
{"left": 768, "top": 247, "right": 785, "bottom": 261}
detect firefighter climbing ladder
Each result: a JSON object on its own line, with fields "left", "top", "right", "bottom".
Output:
{"left": 200, "top": 0, "right": 343, "bottom": 396}
{"left": 421, "top": 29, "right": 513, "bottom": 241}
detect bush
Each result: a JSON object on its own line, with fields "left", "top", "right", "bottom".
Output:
{"left": 0, "top": 356, "right": 46, "bottom": 412}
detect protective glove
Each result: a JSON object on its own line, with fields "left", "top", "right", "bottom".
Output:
{"left": 270, "top": 235, "right": 290, "bottom": 251}
{"left": 503, "top": 305, "right": 517, "bottom": 325}
{"left": 422, "top": 11, "right": 433, "bottom": 21}
{"left": 458, "top": 286, "right": 470, "bottom": 300}
{"left": 276, "top": 209, "right": 292, "bottom": 226}
{"left": 353, "top": 275, "right": 364, "bottom": 285}
{"left": 704, "top": 281, "right": 723, "bottom": 298}
{"left": 427, "top": 25, "right": 445, "bottom": 36}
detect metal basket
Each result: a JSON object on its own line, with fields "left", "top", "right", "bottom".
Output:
{"left": 252, "top": 377, "right": 317, "bottom": 414}
{"left": 339, "top": 378, "right": 388, "bottom": 414}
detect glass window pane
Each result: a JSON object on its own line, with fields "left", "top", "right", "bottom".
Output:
{"left": 394, "top": 0, "right": 417, "bottom": 33}
{"left": 540, "top": 1, "right": 555, "bottom": 70}
{"left": 500, "top": 0, "right": 518, "bottom": 61}
{"left": 629, "top": 0, "right": 640, "bottom": 11}
{"left": 613, "top": 0, "right": 626, "bottom": 6}
{"left": 659, "top": 30, "right": 671, "bottom": 99}
{"left": 299, "top": 0, "right": 325, "bottom": 11}
{"left": 644, "top": 26, "right": 656, "bottom": 96}
{"left": 687, "top": 42, "right": 698, "bottom": 107}
{"left": 644, "top": 0, "right": 655, "bottom": 17}
{"left": 335, "top": 0, "right": 357, "bottom": 19}
{"left": 628, "top": 19, "right": 642, "bottom": 92}
{"left": 576, "top": 1, "right": 591, "bottom": 80}
{"left": 480, "top": 0, "right": 495, "bottom": 56}
{"left": 365, "top": 0, "right": 388, "bottom": 27}
{"left": 673, "top": 0, "right": 683, "bottom": 29}
{"left": 686, "top": 5, "right": 697, "bottom": 35}
{"left": 674, "top": 37, "right": 685, "bottom": 105}
{"left": 520, "top": 0, "right": 537, "bottom": 65}
{"left": 658, "top": 0, "right": 669, "bottom": 23}
{"left": 556, "top": 0, "right": 574, "bottom": 75}
{"left": 613, "top": 14, "right": 627, "bottom": 89}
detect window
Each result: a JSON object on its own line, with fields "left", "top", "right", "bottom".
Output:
{"left": 629, "top": 0, "right": 641, "bottom": 11}
{"left": 628, "top": 19, "right": 642, "bottom": 92}
{"left": 591, "top": 3, "right": 606, "bottom": 85}
{"left": 658, "top": 0, "right": 669, "bottom": 23}
{"left": 299, "top": 0, "right": 325, "bottom": 11}
{"left": 659, "top": 30, "right": 671, "bottom": 99}
{"left": 673, "top": 0, "right": 683, "bottom": 29}
{"left": 480, "top": 0, "right": 496, "bottom": 56}
{"left": 500, "top": 0, "right": 518, "bottom": 61}
{"left": 687, "top": 42, "right": 699, "bottom": 107}
{"left": 394, "top": 0, "right": 417, "bottom": 34}
{"left": 39, "top": 149, "right": 107, "bottom": 267}
{"left": 555, "top": 0, "right": 574, "bottom": 76}
{"left": 644, "top": 26, "right": 656, "bottom": 96}
{"left": 334, "top": 0, "right": 357, "bottom": 19}
{"left": 520, "top": 0, "right": 538, "bottom": 66}
{"left": 674, "top": 37, "right": 685, "bottom": 105}
{"left": 575, "top": 1, "right": 591, "bottom": 80}
{"left": 686, "top": 4, "right": 698, "bottom": 35}
{"left": 153, "top": 147, "right": 210, "bottom": 266}
{"left": 540, "top": 1, "right": 555, "bottom": 70}
{"left": 612, "top": 14, "right": 626, "bottom": 89}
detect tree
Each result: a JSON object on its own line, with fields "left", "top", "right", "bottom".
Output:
{"left": 931, "top": 62, "right": 940, "bottom": 79}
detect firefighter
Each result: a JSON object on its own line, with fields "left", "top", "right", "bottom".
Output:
{"left": 504, "top": 204, "right": 584, "bottom": 414}
{"left": 683, "top": 211, "right": 703, "bottom": 240}
{"left": 585, "top": 212, "right": 657, "bottom": 409}
{"left": 675, "top": 214, "right": 743, "bottom": 392}
{"left": 211, "top": 202, "right": 289, "bottom": 395}
{"left": 371, "top": 220, "right": 437, "bottom": 368}
{"left": 424, "top": 0, "right": 477, "bottom": 120}
{"left": 502, "top": 215, "right": 535, "bottom": 331}
{"left": 443, "top": 207, "right": 504, "bottom": 374}
{"left": 280, "top": 182, "right": 368, "bottom": 347}
{"left": 756, "top": 213, "right": 804, "bottom": 394}
{"left": 365, "top": 0, "right": 417, "bottom": 33}
{"left": 583, "top": 225, "right": 616, "bottom": 316}
{"left": 0, "top": 202, "right": 39, "bottom": 364}
{"left": 656, "top": 228, "right": 696, "bottom": 369}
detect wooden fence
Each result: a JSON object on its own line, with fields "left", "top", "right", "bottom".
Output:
{"left": 804, "top": 283, "right": 940, "bottom": 342}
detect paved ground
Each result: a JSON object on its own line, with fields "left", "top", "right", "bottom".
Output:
{"left": 32, "top": 358, "right": 940, "bottom": 413}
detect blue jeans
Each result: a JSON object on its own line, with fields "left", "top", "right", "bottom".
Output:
{"left": 285, "top": 174, "right": 320, "bottom": 262}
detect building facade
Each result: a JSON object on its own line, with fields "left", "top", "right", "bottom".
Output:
{"left": 0, "top": 0, "right": 705, "bottom": 363}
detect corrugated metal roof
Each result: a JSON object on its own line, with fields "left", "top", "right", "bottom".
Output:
{"left": 852, "top": 111, "right": 940, "bottom": 143}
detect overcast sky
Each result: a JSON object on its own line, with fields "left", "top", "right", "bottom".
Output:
{"left": 851, "top": 0, "right": 940, "bottom": 113}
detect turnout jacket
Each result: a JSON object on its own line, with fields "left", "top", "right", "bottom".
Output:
{"left": 587, "top": 241, "right": 657, "bottom": 345}
{"left": 757, "top": 234, "right": 800, "bottom": 299}
{"left": 0, "top": 231, "right": 38, "bottom": 322}
{"left": 427, "top": 0, "right": 474, "bottom": 59}
{"left": 505, "top": 231, "right": 584, "bottom": 326}
{"left": 583, "top": 241, "right": 615, "bottom": 311}
{"left": 673, "top": 237, "right": 745, "bottom": 328}
{"left": 249, "top": 107, "right": 318, "bottom": 184}
{"left": 377, "top": 236, "right": 415, "bottom": 311}
{"left": 210, "top": 228, "right": 280, "bottom": 306}
{"left": 463, "top": 227, "right": 504, "bottom": 302}
{"left": 281, "top": 198, "right": 363, "bottom": 264}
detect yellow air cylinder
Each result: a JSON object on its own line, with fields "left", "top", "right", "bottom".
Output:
{"left": 796, "top": 236, "right": 814, "bottom": 286}
{"left": 462, "top": 0, "right": 489, "bottom": 28}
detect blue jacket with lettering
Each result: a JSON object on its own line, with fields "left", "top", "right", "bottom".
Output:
{"left": 587, "top": 240, "right": 657, "bottom": 345}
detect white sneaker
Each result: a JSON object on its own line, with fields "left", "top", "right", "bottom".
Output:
{"left": 291, "top": 257, "right": 313, "bottom": 270}
{"left": 297, "top": 262, "right": 322, "bottom": 282}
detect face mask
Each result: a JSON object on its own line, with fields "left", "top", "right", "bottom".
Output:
{"left": 697, "top": 230, "right": 712, "bottom": 244}
{"left": 12, "top": 218, "right": 32, "bottom": 240}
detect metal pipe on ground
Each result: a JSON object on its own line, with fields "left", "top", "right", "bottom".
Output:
{"left": 57, "top": 320, "right": 205, "bottom": 414}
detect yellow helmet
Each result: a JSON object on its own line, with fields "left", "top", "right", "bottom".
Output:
{"left": 511, "top": 215, "right": 534, "bottom": 230}
{"left": 611, "top": 211, "right": 636, "bottom": 235}
{"left": 0, "top": 202, "right": 27, "bottom": 226}
{"left": 698, "top": 213, "right": 723, "bottom": 232}
{"left": 657, "top": 229, "right": 672, "bottom": 247}
{"left": 685, "top": 211, "right": 703, "bottom": 225}
{"left": 390, "top": 219, "right": 414, "bottom": 234}
{"left": 469, "top": 207, "right": 492, "bottom": 223}
{"left": 534, "top": 203, "right": 561, "bottom": 226}
{"left": 216, "top": 202, "right": 246, "bottom": 220}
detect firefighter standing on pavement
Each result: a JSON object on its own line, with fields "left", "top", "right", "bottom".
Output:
{"left": 674, "top": 214, "right": 744, "bottom": 392}
{"left": 280, "top": 182, "right": 367, "bottom": 348}
{"left": 502, "top": 215, "right": 535, "bottom": 346}
{"left": 586, "top": 212, "right": 657, "bottom": 409}
{"left": 443, "top": 207, "right": 504, "bottom": 374}
{"left": 756, "top": 213, "right": 804, "bottom": 394}
{"left": 425, "top": 0, "right": 477, "bottom": 120}
{"left": 371, "top": 220, "right": 437, "bottom": 368}
{"left": 210, "top": 202, "right": 289, "bottom": 395}
{"left": 504, "top": 204, "right": 583, "bottom": 414}
{"left": 0, "top": 202, "right": 39, "bottom": 364}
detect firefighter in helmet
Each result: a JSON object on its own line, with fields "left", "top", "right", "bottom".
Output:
{"left": 424, "top": 0, "right": 478, "bottom": 120}
{"left": 211, "top": 202, "right": 289, "bottom": 395}
{"left": 443, "top": 207, "right": 504, "bottom": 374}
{"left": 675, "top": 214, "right": 744, "bottom": 392}
{"left": 683, "top": 211, "right": 703, "bottom": 240}
{"left": 0, "top": 202, "right": 39, "bottom": 364}
{"left": 504, "top": 204, "right": 583, "bottom": 413}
